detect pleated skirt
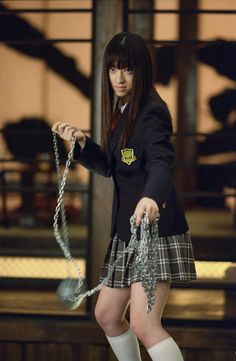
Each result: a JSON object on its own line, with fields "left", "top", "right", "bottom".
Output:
{"left": 100, "top": 231, "right": 197, "bottom": 288}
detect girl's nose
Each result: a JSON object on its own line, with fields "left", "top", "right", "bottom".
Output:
{"left": 117, "top": 70, "right": 125, "bottom": 83}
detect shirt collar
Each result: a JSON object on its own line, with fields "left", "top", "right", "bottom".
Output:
{"left": 119, "top": 102, "right": 127, "bottom": 114}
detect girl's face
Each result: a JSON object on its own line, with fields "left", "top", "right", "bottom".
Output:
{"left": 108, "top": 66, "right": 133, "bottom": 104}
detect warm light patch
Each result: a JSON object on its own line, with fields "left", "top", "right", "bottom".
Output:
{"left": 0, "top": 257, "right": 85, "bottom": 279}
{"left": 196, "top": 261, "right": 236, "bottom": 282}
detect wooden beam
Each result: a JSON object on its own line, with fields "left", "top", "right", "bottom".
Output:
{"left": 0, "top": 316, "right": 235, "bottom": 350}
{"left": 89, "top": 0, "right": 123, "bottom": 310}
{"left": 175, "top": 0, "right": 198, "bottom": 197}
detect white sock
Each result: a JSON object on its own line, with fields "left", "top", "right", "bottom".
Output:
{"left": 147, "top": 337, "right": 184, "bottom": 361}
{"left": 106, "top": 328, "right": 142, "bottom": 361}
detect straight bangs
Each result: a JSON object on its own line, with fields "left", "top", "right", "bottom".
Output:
{"left": 105, "top": 42, "right": 136, "bottom": 71}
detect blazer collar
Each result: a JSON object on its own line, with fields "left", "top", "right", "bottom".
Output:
{"left": 109, "top": 104, "right": 129, "bottom": 154}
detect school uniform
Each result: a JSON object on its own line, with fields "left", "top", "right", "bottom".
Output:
{"left": 74, "top": 92, "right": 197, "bottom": 287}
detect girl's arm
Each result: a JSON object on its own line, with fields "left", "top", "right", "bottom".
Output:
{"left": 141, "top": 103, "right": 174, "bottom": 207}
{"left": 52, "top": 122, "right": 111, "bottom": 177}
{"left": 134, "top": 102, "right": 174, "bottom": 226}
{"left": 73, "top": 136, "right": 111, "bottom": 177}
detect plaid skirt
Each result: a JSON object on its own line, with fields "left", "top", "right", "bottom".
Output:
{"left": 100, "top": 232, "right": 197, "bottom": 288}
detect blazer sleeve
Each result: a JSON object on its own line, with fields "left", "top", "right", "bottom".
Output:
{"left": 73, "top": 136, "right": 111, "bottom": 177}
{"left": 141, "top": 103, "right": 174, "bottom": 206}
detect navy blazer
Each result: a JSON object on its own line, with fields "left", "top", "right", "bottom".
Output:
{"left": 74, "top": 93, "right": 188, "bottom": 242}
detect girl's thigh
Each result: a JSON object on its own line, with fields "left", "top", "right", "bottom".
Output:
{"left": 130, "top": 281, "right": 171, "bottom": 325}
{"left": 95, "top": 286, "right": 131, "bottom": 320}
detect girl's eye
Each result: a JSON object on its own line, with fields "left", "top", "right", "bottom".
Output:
{"left": 124, "top": 68, "right": 133, "bottom": 74}
{"left": 109, "top": 67, "right": 117, "bottom": 73}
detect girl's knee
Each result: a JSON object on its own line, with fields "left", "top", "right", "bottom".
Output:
{"left": 94, "top": 287, "right": 130, "bottom": 331}
{"left": 130, "top": 318, "right": 163, "bottom": 344}
{"left": 94, "top": 304, "right": 122, "bottom": 331}
{"left": 129, "top": 318, "right": 147, "bottom": 340}
{"left": 94, "top": 304, "right": 108, "bottom": 327}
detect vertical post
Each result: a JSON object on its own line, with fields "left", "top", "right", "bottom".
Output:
{"left": 175, "top": 0, "right": 198, "bottom": 198}
{"left": 129, "top": 0, "right": 154, "bottom": 39}
{"left": 89, "top": 0, "right": 123, "bottom": 311}
{"left": 128, "top": 1, "right": 155, "bottom": 81}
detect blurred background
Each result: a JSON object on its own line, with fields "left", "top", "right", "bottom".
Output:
{"left": 0, "top": 1, "right": 235, "bottom": 360}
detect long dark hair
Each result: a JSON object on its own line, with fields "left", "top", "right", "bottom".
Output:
{"left": 101, "top": 32, "right": 157, "bottom": 151}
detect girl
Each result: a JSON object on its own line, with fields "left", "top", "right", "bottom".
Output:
{"left": 52, "top": 32, "right": 197, "bottom": 361}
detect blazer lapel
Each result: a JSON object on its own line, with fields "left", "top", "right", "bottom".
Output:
{"left": 109, "top": 105, "right": 129, "bottom": 155}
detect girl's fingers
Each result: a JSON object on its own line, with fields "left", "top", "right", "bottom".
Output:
{"left": 134, "top": 202, "right": 160, "bottom": 226}
{"left": 134, "top": 204, "right": 145, "bottom": 226}
{"left": 147, "top": 207, "right": 159, "bottom": 224}
{"left": 52, "top": 122, "right": 83, "bottom": 142}
{"left": 150, "top": 210, "right": 160, "bottom": 223}
{"left": 135, "top": 210, "right": 144, "bottom": 226}
{"left": 52, "top": 121, "right": 62, "bottom": 133}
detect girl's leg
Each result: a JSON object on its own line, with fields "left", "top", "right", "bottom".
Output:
{"left": 94, "top": 286, "right": 130, "bottom": 336}
{"left": 94, "top": 286, "right": 142, "bottom": 361}
{"left": 130, "top": 281, "right": 184, "bottom": 361}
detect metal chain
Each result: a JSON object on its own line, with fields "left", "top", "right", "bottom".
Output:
{"left": 52, "top": 133, "right": 70, "bottom": 252}
{"left": 52, "top": 132, "right": 160, "bottom": 312}
{"left": 52, "top": 133, "right": 83, "bottom": 288}
{"left": 135, "top": 216, "right": 160, "bottom": 312}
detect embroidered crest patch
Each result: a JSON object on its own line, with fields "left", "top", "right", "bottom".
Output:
{"left": 121, "top": 148, "right": 137, "bottom": 165}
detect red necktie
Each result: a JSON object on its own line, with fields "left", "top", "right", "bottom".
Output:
{"left": 111, "top": 110, "right": 121, "bottom": 130}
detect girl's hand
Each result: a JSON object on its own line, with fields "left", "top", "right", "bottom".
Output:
{"left": 52, "top": 122, "right": 86, "bottom": 149}
{"left": 134, "top": 197, "right": 160, "bottom": 226}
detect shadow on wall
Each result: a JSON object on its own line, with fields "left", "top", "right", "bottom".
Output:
{"left": 1, "top": 117, "right": 72, "bottom": 228}
{"left": 155, "top": 40, "right": 236, "bottom": 209}
{"left": 1, "top": 3, "right": 236, "bottom": 214}
{"left": 0, "top": 3, "right": 92, "bottom": 98}
{"left": 197, "top": 90, "right": 236, "bottom": 210}
{"left": 0, "top": 3, "right": 91, "bottom": 228}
